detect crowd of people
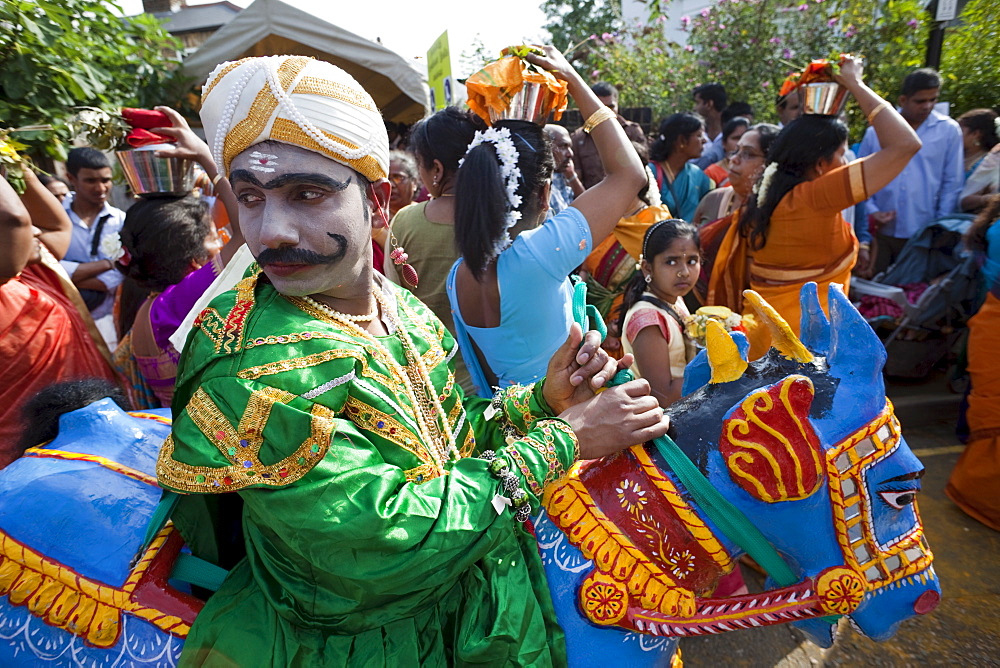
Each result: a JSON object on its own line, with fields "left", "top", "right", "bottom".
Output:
{"left": 1, "top": 40, "right": 998, "bottom": 666}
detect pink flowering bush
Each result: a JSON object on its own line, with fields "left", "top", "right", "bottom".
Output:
{"left": 683, "top": 0, "right": 927, "bottom": 135}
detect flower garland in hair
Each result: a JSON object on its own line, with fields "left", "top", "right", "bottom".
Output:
{"left": 100, "top": 231, "right": 130, "bottom": 265}
{"left": 754, "top": 162, "right": 779, "bottom": 204}
{"left": 459, "top": 126, "right": 523, "bottom": 255}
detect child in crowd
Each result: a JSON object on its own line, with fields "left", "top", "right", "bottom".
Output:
{"left": 618, "top": 219, "right": 700, "bottom": 407}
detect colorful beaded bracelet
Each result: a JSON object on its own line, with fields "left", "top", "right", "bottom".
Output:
{"left": 480, "top": 449, "right": 532, "bottom": 522}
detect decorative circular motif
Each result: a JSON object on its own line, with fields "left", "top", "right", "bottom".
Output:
{"left": 580, "top": 572, "right": 629, "bottom": 625}
{"left": 816, "top": 567, "right": 866, "bottom": 615}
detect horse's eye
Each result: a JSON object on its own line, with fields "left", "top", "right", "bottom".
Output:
{"left": 880, "top": 490, "right": 916, "bottom": 510}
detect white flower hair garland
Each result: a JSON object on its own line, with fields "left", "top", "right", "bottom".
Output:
{"left": 459, "top": 126, "right": 523, "bottom": 255}
{"left": 100, "top": 231, "right": 126, "bottom": 263}
{"left": 754, "top": 162, "right": 779, "bottom": 203}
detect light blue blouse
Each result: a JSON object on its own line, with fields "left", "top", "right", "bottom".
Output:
{"left": 447, "top": 206, "right": 592, "bottom": 397}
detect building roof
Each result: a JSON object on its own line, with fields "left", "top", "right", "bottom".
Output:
{"left": 154, "top": 2, "right": 241, "bottom": 34}
{"left": 182, "top": 0, "right": 428, "bottom": 124}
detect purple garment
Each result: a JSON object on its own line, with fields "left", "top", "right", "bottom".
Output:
{"left": 149, "top": 261, "right": 220, "bottom": 353}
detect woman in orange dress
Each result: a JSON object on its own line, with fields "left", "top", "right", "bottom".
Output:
{"left": 709, "top": 56, "right": 920, "bottom": 335}
{"left": 947, "top": 195, "right": 1000, "bottom": 531}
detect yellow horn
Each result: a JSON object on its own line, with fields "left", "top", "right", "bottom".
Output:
{"left": 706, "top": 319, "right": 748, "bottom": 384}
{"left": 743, "top": 290, "right": 814, "bottom": 363}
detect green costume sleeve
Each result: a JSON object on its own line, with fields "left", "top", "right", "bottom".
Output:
{"left": 158, "top": 375, "right": 578, "bottom": 620}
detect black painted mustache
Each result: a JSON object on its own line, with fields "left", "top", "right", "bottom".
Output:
{"left": 257, "top": 234, "right": 347, "bottom": 266}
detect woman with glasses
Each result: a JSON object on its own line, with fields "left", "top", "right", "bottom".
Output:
{"left": 692, "top": 123, "right": 779, "bottom": 306}
{"left": 708, "top": 56, "right": 920, "bottom": 336}
{"left": 703, "top": 116, "right": 751, "bottom": 188}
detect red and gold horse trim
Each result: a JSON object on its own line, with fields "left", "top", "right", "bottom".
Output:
{"left": 720, "top": 376, "right": 824, "bottom": 503}
{"left": 22, "top": 449, "right": 157, "bottom": 487}
{"left": 544, "top": 445, "right": 740, "bottom": 623}
{"left": 0, "top": 525, "right": 193, "bottom": 648}
{"left": 825, "top": 401, "right": 934, "bottom": 590}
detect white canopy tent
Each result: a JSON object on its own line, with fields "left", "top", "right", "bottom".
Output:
{"left": 182, "top": 0, "right": 430, "bottom": 124}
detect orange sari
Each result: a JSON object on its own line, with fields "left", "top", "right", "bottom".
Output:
{"left": 708, "top": 160, "right": 866, "bottom": 334}
{"left": 0, "top": 251, "right": 119, "bottom": 463}
{"left": 947, "top": 292, "right": 1000, "bottom": 530}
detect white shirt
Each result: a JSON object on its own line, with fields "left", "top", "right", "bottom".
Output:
{"left": 60, "top": 192, "right": 126, "bottom": 319}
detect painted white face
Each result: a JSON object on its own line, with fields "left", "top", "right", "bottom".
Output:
{"left": 229, "top": 142, "right": 375, "bottom": 299}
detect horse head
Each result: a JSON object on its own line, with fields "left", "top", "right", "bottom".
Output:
{"left": 543, "top": 283, "right": 940, "bottom": 654}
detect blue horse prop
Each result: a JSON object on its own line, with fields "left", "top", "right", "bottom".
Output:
{"left": 0, "top": 284, "right": 940, "bottom": 666}
{"left": 538, "top": 284, "right": 941, "bottom": 665}
{"left": 0, "top": 403, "right": 197, "bottom": 666}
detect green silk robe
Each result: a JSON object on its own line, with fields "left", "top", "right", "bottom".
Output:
{"left": 157, "top": 270, "right": 579, "bottom": 667}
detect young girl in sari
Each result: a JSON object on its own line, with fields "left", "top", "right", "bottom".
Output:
{"left": 618, "top": 219, "right": 700, "bottom": 408}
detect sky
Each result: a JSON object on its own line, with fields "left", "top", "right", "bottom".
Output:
{"left": 116, "top": 0, "right": 551, "bottom": 76}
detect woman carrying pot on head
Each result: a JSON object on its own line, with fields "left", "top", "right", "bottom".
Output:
{"left": 709, "top": 56, "right": 920, "bottom": 335}
{"left": 448, "top": 45, "right": 647, "bottom": 396}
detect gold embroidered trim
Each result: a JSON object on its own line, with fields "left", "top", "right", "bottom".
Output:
{"left": 404, "top": 463, "right": 443, "bottom": 484}
{"left": 202, "top": 58, "right": 252, "bottom": 101}
{"left": 292, "top": 77, "right": 380, "bottom": 112}
{"left": 193, "top": 274, "right": 258, "bottom": 354}
{"left": 270, "top": 118, "right": 385, "bottom": 182}
{"left": 222, "top": 56, "right": 311, "bottom": 173}
{"left": 343, "top": 396, "right": 434, "bottom": 466}
{"left": 157, "top": 387, "right": 336, "bottom": 492}
{"left": 0, "top": 524, "right": 189, "bottom": 648}
{"left": 237, "top": 348, "right": 391, "bottom": 389}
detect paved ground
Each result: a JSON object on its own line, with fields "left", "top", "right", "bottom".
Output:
{"left": 677, "top": 371, "right": 1000, "bottom": 667}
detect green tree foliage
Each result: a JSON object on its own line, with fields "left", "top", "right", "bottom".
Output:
{"left": 541, "top": 0, "right": 623, "bottom": 65}
{"left": 586, "top": 20, "right": 700, "bottom": 124}
{"left": 561, "top": 0, "right": 927, "bottom": 139}
{"left": 941, "top": 0, "right": 1000, "bottom": 115}
{"left": 0, "top": 0, "right": 185, "bottom": 160}
{"left": 684, "top": 0, "right": 927, "bottom": 137}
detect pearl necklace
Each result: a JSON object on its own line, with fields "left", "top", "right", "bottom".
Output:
{"left": 303, "top": 292, "right": 377, "bottom": 322}
{"left": 298, "top": 289, "right": 460, "bottom": 469}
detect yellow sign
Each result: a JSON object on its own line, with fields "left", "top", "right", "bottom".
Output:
{"left": 426, "top": 31, "right": 453, "bottom": 111}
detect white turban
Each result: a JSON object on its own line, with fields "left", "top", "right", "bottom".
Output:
{"left": 200, "top": 55, "right": 389, "bottom": 182}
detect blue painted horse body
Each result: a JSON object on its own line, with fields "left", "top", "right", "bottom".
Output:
{"left": 0, "top": 285, "right": 940, "bottom": 666}
{"left": 0, "top": 401, "right": 197, "bottom": 667}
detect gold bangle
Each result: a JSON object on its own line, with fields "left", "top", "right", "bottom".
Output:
{"left": 583, "top": 106, "right": 616, "bottom": 134}
{"left": 867, "top": 102, "right": 888, "bottom": 124}
{"left": 211, "top": 172, "right": 225, "bottom": 187}
{"left": 859, "top": 242, "right": 871, "bottom": 251}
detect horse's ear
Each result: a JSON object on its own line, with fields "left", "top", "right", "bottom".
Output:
{"left": 799, "top": 282, "right": 831, "bottom": 355}
{"left": 743, "top": 290, "right": 813, "bottom": 363}
{"left": 706, "top": 319, "right": 748, "bottom": 384}
{"left": 827, "top": 283, "right": 886, "bottom": 381}
{"left": 720, "top": 375, "right": 826, "bottom": 503}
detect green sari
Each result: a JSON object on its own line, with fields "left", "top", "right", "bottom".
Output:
{"left": 158, "top": 270, "right": 578, "bottom": 667}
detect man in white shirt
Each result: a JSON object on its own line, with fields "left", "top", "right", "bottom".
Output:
{"left": 693, "top": 82, "right": 727, "bottom": 169}
{"left": 61, "top": 147, "right": 126, "bottom": 349}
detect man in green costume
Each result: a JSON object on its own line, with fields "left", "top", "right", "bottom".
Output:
{"left": 158, "top": 52, "right": 670, "bottom": 666}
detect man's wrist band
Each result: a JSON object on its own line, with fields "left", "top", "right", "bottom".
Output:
{"left": 583, "top": 106, "right": 616, "bottom": 134}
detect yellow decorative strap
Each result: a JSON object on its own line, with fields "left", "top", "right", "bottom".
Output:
{"left": 23, "top": 448, "right": 158, "bottom": 487}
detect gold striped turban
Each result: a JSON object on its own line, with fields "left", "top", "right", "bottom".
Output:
{"left": 200, "top": 55, "right": 389, "bottom": 182}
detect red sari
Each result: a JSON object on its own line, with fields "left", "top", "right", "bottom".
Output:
{"left": 0, "top": 252, "right": 118, "bottom": 463}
